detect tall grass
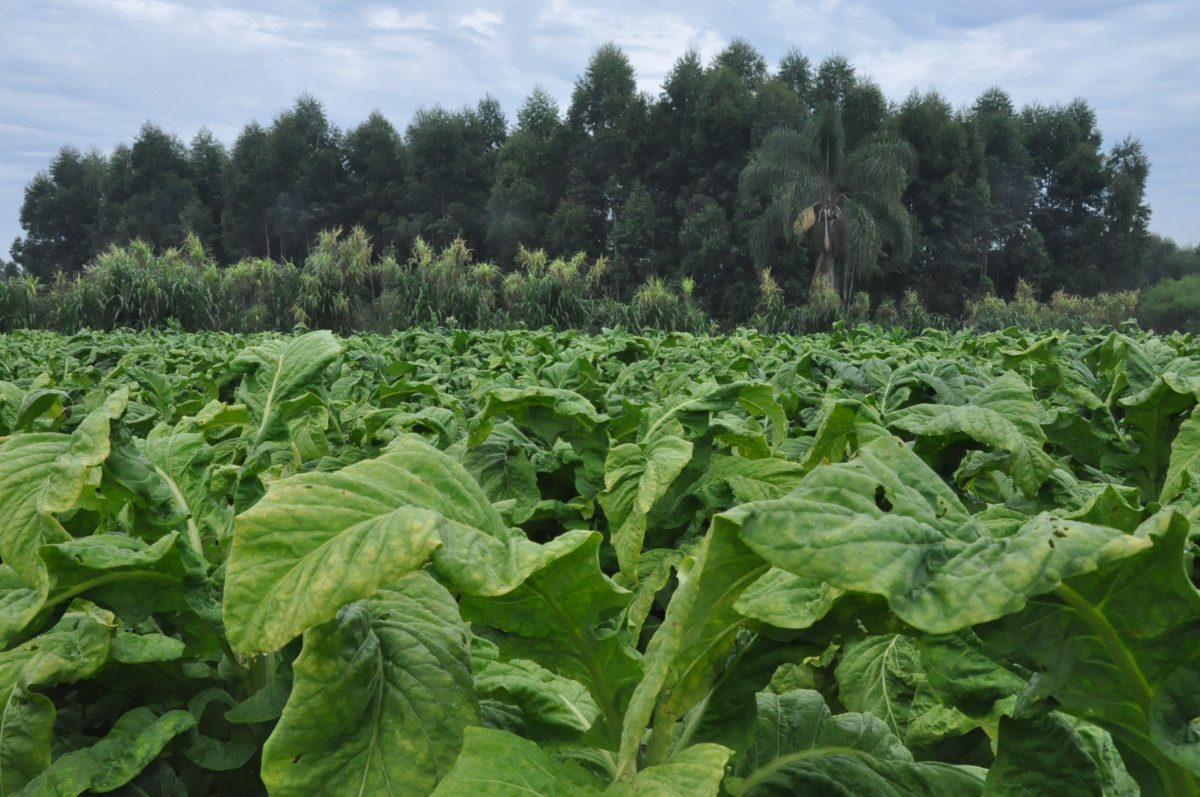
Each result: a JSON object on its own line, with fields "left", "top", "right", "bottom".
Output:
{"left": 0, "top": 232, "right": 1141, "bottom": 335}
{"left": 0, "top": 229, "right": 708, "bottom": 334}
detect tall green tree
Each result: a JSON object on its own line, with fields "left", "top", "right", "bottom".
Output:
{"left": 222, "top": 121, "right": 276, "bottom": 259}
{"left": 1099, "top": 137, "right": 1151, "bottom": 289}
{"left": 102, "top": 123, "right": 201, "bottom": 251}
{"left": 266, "top": 95, "right": 347, "bottom": 261}
{"left": 714, "top": 37, "right": 768, "bottom": 91}
{"left": 1021, "top": 99, "right": 1108, "bottom": 293}
{"left": 892, "top": 91, "right": 990, "bottom": 313}
{"left": 344, "top": 111, "right": 411, "bottom": 253}
{"left": 487, "top": 88, "right": 566, "bottom": 260}
{"left": 777, "top": 48, "right": 813, "bottom": 101}
{"left": 406, "top": 97, "right": 506, "bottom": 251}
{"left": 741, "top": 102, "right": 914, "bottom": 300}
{"left": 11, "top": 146, "right": 108, "bottom": 277}
{"left": 968, "top": 87, "right": 1042, "bottom": 293}
{"left": 185, "top": 128, "right": 229, "bottom": 260}
{"left": 566, "top": 43, "right": 645, "bottom": 256}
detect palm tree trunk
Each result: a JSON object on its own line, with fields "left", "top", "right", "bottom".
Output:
{"left": 812, "top": 215, "right": 836, "bottom": 294}
{"left": 812, "top": 250, "right": 836, "bottom": 293}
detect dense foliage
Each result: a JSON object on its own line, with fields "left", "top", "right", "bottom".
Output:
{"left": 3, "top": 325, "right": 1200, "bottom": 795}
{"left": 0, "top": 230, "right": 1147, "bottom": 335}
{"left": 12, "top": 42, "right": 1197, "bottom": 320}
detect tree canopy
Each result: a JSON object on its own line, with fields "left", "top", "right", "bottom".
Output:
{"left": 10, "top": 41, "right": 1184, "bottom": 319}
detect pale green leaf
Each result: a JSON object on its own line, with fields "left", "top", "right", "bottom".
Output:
{"left": 262, "top": 572, "right": 476, "bottom": 797}
{"left": 726, "top": 437, "right": 1148, "bottom": 633}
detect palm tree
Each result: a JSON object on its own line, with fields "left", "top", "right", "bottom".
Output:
{"left": 741, "top": 103, "right": 914, "bottom": 301}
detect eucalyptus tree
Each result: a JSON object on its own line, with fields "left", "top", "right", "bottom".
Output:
{"left": 186, "top": 129, "right": 230, "bottom": 260}
{"left": 741, "top": 102, "right": 914, "bottom": 301}
{"left": 344, "top": 111, "right": 410, "bottom": 252}
{"left": 969, "top": 87, "right": 1041, "bottom": 293}
{"left": 566, "top": 43, "right": 644, "bottom": 257}
{"left": 487, "top": 88, "right": 567, "bottom": 261}
{"left": 893, "top": 90, "right": 989, "bottom": 314}
{"left": 406, "top": 97, "right": 507, "bottom": 251}
{"left": 102, "top": 123, "right": 199, "bottom": 252}
{"left": 266, "top": 95, "right": 348, "bottom": 263}
{"left": 12, "top": 145, "right": 108, "bottom": 277}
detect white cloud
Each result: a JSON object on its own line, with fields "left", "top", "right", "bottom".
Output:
{"left": 534, "top": 0, "right": 726, "bottom": 94}
{"left": 0, "top": 0, "right": 1197, "bottom": 247}
{"left": 366, "top": 8, "right": 436, "bottom": 31}
{"left": 459, "top": 9, "right": 503, "bottom": 37}
{"left": 93, "top": 0, "right": 177, "bottom": 23}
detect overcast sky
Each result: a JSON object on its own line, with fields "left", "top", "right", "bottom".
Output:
{"left": 1, "top": 0, "right": 1196, "bottom": 259}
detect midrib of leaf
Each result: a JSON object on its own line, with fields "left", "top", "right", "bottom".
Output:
{"left": 253, "top": 349, "right": 287, "bottom": 451}
{"left": 43, "top": 570, "right": 181, "bottom": 611}
{"left": 358, "top": 649, "right": 387, "bottom": 797}
{"left": 735, "top": 746, "right": 881, "bottom": 796}
{"left": 0, "top": 682, "right": 26, "bottom": 797}
{"left": 1053, "top": 584, "right": 1153, "bottom": 713}
{"left": 555, "top": 691, "right": 590, "bottom": 730}
{"left": 526, "top": 579, "right": 623, "bottom": 745}
{"left": 662, "top": 562, "right": 766, "bottom": 717}
{"left": 1052, "top": 583, "right": 1196, "bottom": 795}
{"left": 875, "top": 635, "right": 901, "bottom": 737}
{"left": 152, "top": 461, "right": 206, "bottom": 565}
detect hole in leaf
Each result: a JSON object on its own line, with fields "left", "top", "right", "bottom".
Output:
{"left": 874, "top": 485, "right": 893, "bottom": 512}
{"left": 293, "top": 754, "right": 302, "bottom": 764}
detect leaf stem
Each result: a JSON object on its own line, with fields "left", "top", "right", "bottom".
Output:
{"left": 737, "top": 747, "right": 873, "bottom": 796}
{"left": 1053, "top": 583, "right": 1154, "bottom": 713}
{"left": 44, "top": 570, "right": 181, "bottom": 611}
{"left": 152, "top": 462, "right": 207, "bottom": 566}
{"left": 527, "top": 580, "right": 624, "bottom": 746}
{"left": 643, "top": 707, "right": 675, "bottom": 768}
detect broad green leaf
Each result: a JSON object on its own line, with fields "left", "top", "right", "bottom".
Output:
{"left": 734, "top": 568, "right": 842, "bottom": 630}
{"left": 183, "top": 686, "right": 259, "bottom": 773}
{"left": 600, "top": 434, "right": 693, "bottom": 577}
{"left": 0, "top": 565, "right": 46, "bottom": 646}
{"left": 890, "top": 371, "right": 1054, "bottom": 495}
{"left": 0, "top": 602, "right": 115, "bottom": 794}
{"left": 978, "top": 510, "right": 1200, "bottom": 791}
{"left": 429, "top": 727, "right": 603, "bottom": 796}
{"left": 727, "top": 436, "right": 1148, "bottom": 633}
{"left": 468, "top": 386, "right": 606, "bottom": 447}
{"left": 616, "top": 519, "right": 766, "bottom": 779}
{"left": 1161, "top": 410, "right": 1200, "bottom": 504}
{"left": 1150, "top": 662, "right": 1200, "bottom": 775}
{"left": 461, "top": 533, "right": 637, "bottom": 746}
{"left": 460, "top": 422, "right": 540, "bottom": 511}
{"left": 835, "top": 634, "right": 976, "bottom": 748}
{"left": 692, "top": 455, "right": 806, "bottom": 508}
{"left": 111, "top": 629, "right": 186, "bottom": 663}
{"left": 234, "top": 330, "right": 343, "bottom": 454}
{"left": 606, "top": 743, "right": 731, "bottom": 797}
{"left": 622, "top": 548, "right": 681, "bottom": 639}
{"left": 224, "top": 437, "right": 510, "bottom": 655}
{"left": 0, "top": 389, "right": 128, "bottom": 588}
{"left": 985, "top": 713, "right": 1139, "bottom": 797}
{"left": 18, "top": 707, "right": 195, "bottom": 796}
{"left": 1120, "top": 377, "right": 1196, "bottom": 500}
{"left": 262, "top": 572, "right": 476, "bottom": 797}
{"left": 732, "top": 690, "right": 985, "bottom": 796}
{"left": 473, "top": 638, "right": 601, "bottom": 735}
{"left": 143, "top": 429, "right": 217, "bottom": 554}
{"left": 917, "top": 632, "right": 1027, "bottom": 718}
{"left": 800, "top": 396, "right": 862, "bottom": 471}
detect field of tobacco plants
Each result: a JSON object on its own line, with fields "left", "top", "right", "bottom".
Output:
{"left": 2, "top": 325, "right": 1199, "bottom": 796}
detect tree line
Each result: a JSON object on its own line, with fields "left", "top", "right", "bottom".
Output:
{"left": 8, "top": 40, "right": 1199, "bottom": 320}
